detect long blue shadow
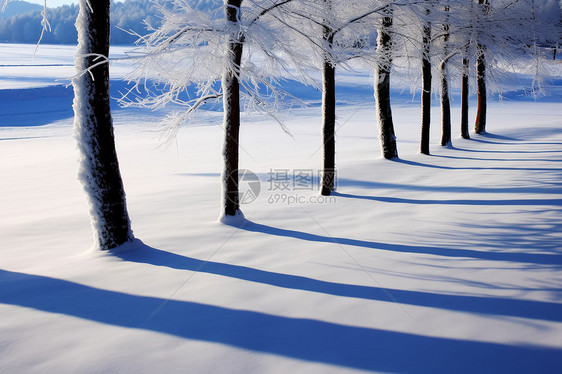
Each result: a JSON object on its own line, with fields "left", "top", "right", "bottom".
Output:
{"left": 450, "top": 147, "right": 562, "bottom": 154}
{"left": 334, "top": 192, "right": 562, "bottom": 207}
{"left": 392, "top": 158, "right": 562, "bottom": 172}
{"left": 0, "top": 79, "right": 182, "bottom": 127}
{"left": 239, "top": 221, "right": 562, "bottom": 267}
{"left": 1, "top": 269, "right": 561, "bottom": 373}
{"left": 0, "top": 81, "right": 143, "bottom": 127}
{"left": 337, "top": 178, "right": 562, "bottom": 196}
{"left": 0, "top": 85, "right": 74, "bottom": 126}
{"left": 112, "top": 241, "right": 562, "bottom": 322}
{"left": 431, "top": 154, "right": 562, "bottom": 163}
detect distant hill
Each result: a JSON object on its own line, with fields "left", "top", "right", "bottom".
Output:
{"left": 0, "top": 0, "right": 42, "bottom": 19}
{"left": 0, "top": 0, "right": 153, "bottom": 44}
{"left": 0, "top": 0, "right": 223, "bottom": 44}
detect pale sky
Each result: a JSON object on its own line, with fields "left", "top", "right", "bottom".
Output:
{"left": 26, "top": 0, "right": 123, "bottom": 6}
{"left": 26, "top": 0, "right": 77, "bottom": 6}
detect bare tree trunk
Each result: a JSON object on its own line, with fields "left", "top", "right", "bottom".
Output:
{"left": 440, "top": 59, "right": 451, "bottom": 146}
{"left": 474, "top": 44, "right": 487, "bottom": 134}
{"left": 474, "top": 0, "right": 489, "bottom": 134}
{"left": 460, "top": 53, "right": 470, "bottom": 139}
{"left": 474, "top": 45, "right": 487, "bottom": 134}
{"left": 440, "top": 6, "right": 451, "bottom": 147}
{"left": 73, "top": 0, "right": 132, "bottom": 250}
{"left": 320, "top": 0, "right": 336, "bottom": 196}
{"left": 375, "top": 6, "right": 398, "bottom": 159}
{"left": 222, "top": 0, "right": 244, "bottom": 217}
{"left": 321, "top": 32, "right": 336, "bottom": 196}
{"left": 420, "top": 7, "right": 432, "bottom": 155}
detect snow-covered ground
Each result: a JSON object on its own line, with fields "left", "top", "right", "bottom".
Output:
{"left": 1, "top": 43, "right": 561, "bottom": 373}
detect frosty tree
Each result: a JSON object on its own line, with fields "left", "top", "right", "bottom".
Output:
{"left": 391, "top": 0, "right": 437, "bottom": 155}
{"left": 473, "top": 0, "right": 489, "bottom": 135}
{"left": 284, "top": 0, "right": 405, "bottom": 190}
{"left": 396, "top": 0, "right": 557, "bottom": 146}
{"left": 125, "top": 0, "right": 313, "bottom": 220}
{"left": 320, "top": 0, "right": 337, "bottom": 196}
{"left": 439, "top": 3, "right": 451, "bottom": 147}
{"left": 73, "top": 0, "right": 133, "bottom": 249}
{"left": 462, "top": 0, "right": 558, "bottom": 135}
{"left": 374, "top": 2, "right": 398, "bottom": 159}
{"left": 459, "top": 0, "right": 472, "bottom": 140}
{"left": 419, "top": 1, "right": 432, "bottom": 155}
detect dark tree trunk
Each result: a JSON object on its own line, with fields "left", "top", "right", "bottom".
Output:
{"left": 320, "top": 0, "right": 336, "bottom": 196}
{"left": 440, "top": 59, "right": 451, "bottom": 146}
{"left": 440, "top": 7, "right": 451, "bottom": 147}
{"left": 73, "top": 0, "right": 132, "bottom": 250}
{"left": 474, "top": 0, "right": 489, "bottom": 134}
{"left": 321, "top": 33, "right": 336, "bottom": 196}
{"left": 460, "top": 54, "right": 470, "bottom": 139}
{"left": 474, "top": 45, "right": 487, "bottom": 134}
{"left": 420, "top": 10, "right": 432, "bottom": 155}
{"left": 375, "top": 7, "right": 398, "bottom": 159}
{"left": 222, "top": 0, "right": 244, "bottom": 217}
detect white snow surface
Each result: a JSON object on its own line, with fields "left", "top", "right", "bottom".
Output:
{"left": 1, "top": 44, "right": 562, "bottom": 373}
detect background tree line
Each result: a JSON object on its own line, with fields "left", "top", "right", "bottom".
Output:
{"left": 0, "top": 0, "right": 161, "bottom": 44}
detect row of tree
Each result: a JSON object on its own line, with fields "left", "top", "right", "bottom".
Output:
{"left": 71, "top": 0, "right": 560, "bottom": 249}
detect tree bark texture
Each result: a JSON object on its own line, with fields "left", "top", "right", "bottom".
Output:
{"left": 474, "top": 0, "right": 489, "bottom": 134}
{"left": 460, "top": 54, "right": 470, "bottom": 139}
{"left": 440, "top": 60, "right": 451, "bottom": 146}
{"left": 474, "top": 45, "right": 487, "bottom": 134}
{"left": 375, "top": 8, "right": 398, "bottom": 159}
{"left": 440, "top": 10, "right": 451, "bottom": 147}
{"left": 420, "top": 15, "right": 432, "bottom": 155}
{"left": 320, "top": 0, "right": 336, "bottom": 196}
{"left": 73, "top": 0, "right": 132, "bottom": 250}
{"left": 222, "top": 0, "right": 244, "bottom": 216}
{"left": 321, "top": 35, "right": 336, "bottom": 196}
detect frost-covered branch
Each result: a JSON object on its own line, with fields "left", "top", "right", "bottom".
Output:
{"left": 73, "top": 53, "right": 109, "bottom": 80}
{"left": 248, "top": 0, "right": 295, "bottom": 26}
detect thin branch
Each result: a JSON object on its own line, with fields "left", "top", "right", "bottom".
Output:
{"left": 187, "top": 93, "right": 223, "bottom": 114}
{"left": 248, "top": 0, "right": 296, "bottom": 27}
{"left": 73, "top": 53, "right": 110, "bottom": 81}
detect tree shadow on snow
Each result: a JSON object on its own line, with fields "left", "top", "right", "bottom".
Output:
{"left": 470, "top": 132, "right": 520, "bottom": 142}
{"left": 336, "top": 179, "right": 562, "bottom": 196}
{"left": 446, "top": 147, "right": 562, "bottom": 154}
{"left": 389, "top": 158, "right": 562, "bottom": 172}
{"left": 431, "top": 153, "right": 562, "bottom": 163}
{"left": 334, "top": 191, "right": 562, "bottom": 208}
{"left": 238, "top": 220, "right": 562, "bottom": 268}
{"left": 109, "top": 238, "right": 562, "bottom": 324}
{"left": 1, "top": 267, "right": 561, "bottom": 373}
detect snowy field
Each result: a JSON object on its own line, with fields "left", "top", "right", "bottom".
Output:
{"left": 1, "top": 43, "right": 562, "bottom": 373}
